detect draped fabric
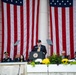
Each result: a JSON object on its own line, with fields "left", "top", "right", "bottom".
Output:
{"left": 1, "top": 0, "right": 40, "bottom": 60}
{"left": 49, "top": 0, "right": 76, "bottom": 58}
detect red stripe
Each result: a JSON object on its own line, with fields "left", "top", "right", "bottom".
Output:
{"left": 26, "top": 0, "right": 29, "bottom": 59}
{"left": 20, "top": 6, "right": 24, "bottom": 55}
{"left": 50, "top": 7, "right": 53, "bottom": 55}
{"left": 1, "top": 2, "right": 4, "bottom": 60}
{"left": 54, "top": 7, "right": 59, "bottom": 55}
{"left": 62, "top": 8, "right": 66, "bottom": 54}
{"left": 7, "top": 4, "right": 11, "bottom": 56}
{"left": 69, "top": 7, "right": 74, "bottom": 58}
{"left": 31, "top": 0, "right": 35, "bottom": 49}
{"left": 14, "top": 5, "right": 17, "bottom": 58}
{"left": 36, "top": 0, "right": 40, "bottom": 44}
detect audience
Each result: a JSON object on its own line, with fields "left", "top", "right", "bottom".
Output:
{"left": 1, "top": 51, "right": 76, "bottom": 63}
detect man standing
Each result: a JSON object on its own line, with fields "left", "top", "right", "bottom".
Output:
{"left": 32, "top": 40, "right": 47, "bottom": 56}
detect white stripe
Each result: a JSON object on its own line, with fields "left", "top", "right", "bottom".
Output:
{"left": 10, "top": 4, "right": 14, "bottom": 59}
{"left": 65, "top": 8, "right": 70, "bottom": 55}
{"left": 48, "top": 13, "right": 51, "bottom": 56}
{"left": 49, "top": 8, "right": 52, "bottom": 56}
{"left": 73, "top": 0, "right": 76, "bottom": 53}
{"left": 3, "top": 3, "right": 7, "bottom": 58}
{"left": 17, "top": 6, "right": 21, "bottom": 54}
{"left": 34, "top": 0, "right": 38, "bottom": 45}
{"left": 58, "top": 8, "right": 63, "bottom": 55}
{"left": 51, "top": 7, "right": 56, "bottom": 54}
{"left": 23, "top": 0, "right": 27, "bottom": 58}
{"left": 29, "top": 0, "right": 32, "bottom": 53}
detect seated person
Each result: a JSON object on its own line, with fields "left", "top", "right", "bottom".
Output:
{"left": 2, "top": 52, "right": 12, "bottom": 62}
{"left": 66, "top": 55, "right": 71, "bottom": 60}
{"left": 14, "top": 54, "right": 21, "bottom": 62}
{"left": 20, "top": 55, "right": 25, "bottom": 62}
{"left": 74, "top": 52, "right": 76, "bottom": 60}
{"left": 32, "top": 40, "right": 47, "bottom": 58}
{"left": 61, "top": 51, "right": 67, "bottom": 59}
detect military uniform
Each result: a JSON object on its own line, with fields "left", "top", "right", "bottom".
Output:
{"left": 2, "top": 52, "right": 12, "bottom": 62}
{"left": 2, "top": 58, "right": 12, "bottom": 62}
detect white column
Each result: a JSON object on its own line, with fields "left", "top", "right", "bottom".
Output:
{"left": 38, "top": 0, "right": 49, "bottom": 52}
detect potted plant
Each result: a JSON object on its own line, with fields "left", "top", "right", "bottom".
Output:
{"left": 48, "top": 54, "right": 62, "bottom": 65}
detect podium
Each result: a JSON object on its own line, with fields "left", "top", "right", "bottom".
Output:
{"left": 29, "top": 51, "right": 45, "bottom": 60}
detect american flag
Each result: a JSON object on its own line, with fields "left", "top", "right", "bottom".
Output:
{"left": 1, "top": 0, "right": 40, "bottom": 60}
{"left": 49, "top": 0, "right": 76, "bottom": 58}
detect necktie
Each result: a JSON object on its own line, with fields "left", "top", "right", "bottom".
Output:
{"left": 37, "top": 47, "right": 40, "bottom": 52}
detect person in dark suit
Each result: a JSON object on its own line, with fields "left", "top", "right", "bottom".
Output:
{"left": 2, "top": 52, "right": 12, "bottom": 62}
{"left": 32, "top": 40, "right": 47, "bottom": 57}
{"left": 14, "top": 54, "right": 21, "bottom": 62}
{"left": 74, "top": 52, "right": 76, "bottom": 60}
{"left": 61, "top": 51, "right": 67, "bottom": 59}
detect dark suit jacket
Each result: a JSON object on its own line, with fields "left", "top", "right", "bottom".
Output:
{"left": 2, "top": 58, "right": 12, "bottom": 62}
{"left": 32, "top": 45, "right": 47, "bottom": 55}
{"left": 14, "top": 58, "right": 21, "bottom": 62}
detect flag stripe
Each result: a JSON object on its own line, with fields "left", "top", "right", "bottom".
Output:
{"left": 20, "top": 6, "right": 24, "bottom": 55}
{"left": 69, "top": 7, "right": 74, "bottom": 58}
{"left": 28, "top": 0, "right": 32, "bottom": 53}
{"left": 3, "top": 3, "right": 7, "bottom": 57}
{"left": 73, "top": 1, "right": 76, "bottom": 54}
{"left": 7, "top": 4, "right": 11, "bottom": 56}
{"left": 23, "top": 0, "right": 27, "bottom": 58}
{"left": 50, "top": 7, "right": 53, "bottom": 55}
{"left": 65, "top": 8, "right": 70, "bottom": 55}
{"left": 54, "top": 7, "right": 59, "bottom": 55}
{"left": 10, "top": 4, "right": 14, "bottom": 59}
{"left": 26, "top": 0, "right": 30, "bottom": 59}
{"left": 62, "top": 8, "right": 66, "bottom": 54}
{"left": 52, "top": 7, "right": 57, "bottom": 54}
{"left": 36, "top": 0, "right": 40, "bottom": 43}
{"left": 17, "top": 6, "right": 20, "bottom": 54}
{"left": 31, "top": 0, "right": 35, "bottom": 49}
{"left": 1, "top": 2, "right": 4, "bottom": 60}
{"left": 58, "top": 8, "right": 63, "bottom": 55}
{"left": 14, "top": 5, "right": 17, "bottom": 58}
{"left": 33, "top": 0, "right": 38, "bottom": 45}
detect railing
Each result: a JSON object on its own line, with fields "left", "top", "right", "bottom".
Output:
{"left": 0, "top": 62, "right": 27, "bottom": 75}
{"left": 0, "top": 62, "right": 76, "bottom": 75}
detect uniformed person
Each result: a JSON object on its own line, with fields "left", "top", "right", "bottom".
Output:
{"left": 2, "top": 52, "right": 12, "bottom": 62}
